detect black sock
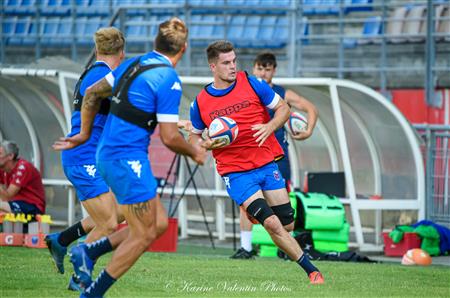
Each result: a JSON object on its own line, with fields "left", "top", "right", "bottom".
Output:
{"left": 57, "top": 221, "right": 86, "bottom": 247}
{"left": 85, "top": 237, "right": 113, "bottom": 260}
{"left": 84, "top": 269, "right": 116, "bottom": 297}
{"left": 297, "top": 253, "right": 319, "bottom": 276}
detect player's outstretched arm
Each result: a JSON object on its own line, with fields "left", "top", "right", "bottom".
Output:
{"left": 53, "top": 78, "right": 112, "bottom": 151}
{"left": 285, "top": 89, "right": 318, "bottom": 140}
{"left": 160, "top": 122, "right": 206, "bottom": 165}
{"left": 252, "top": 98, "right": 290, "bottom": 146}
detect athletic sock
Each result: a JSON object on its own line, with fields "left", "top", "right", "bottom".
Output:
{"left": 84, "top": 269, "right": 116, "bottom": 297}
{"left": 240, "top": 231, "right": 253, "bottom": 252}
{"left": 57, "top": 221, "right": 86, "bottom": 247}
{"left": 297, "top": 253, "right": 319, "bottom": 275}
{"left": 85, "top": 237, "right": 113, "bottom": 260}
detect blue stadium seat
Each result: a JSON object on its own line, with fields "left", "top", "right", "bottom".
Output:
{"left": 303, "top": 0, "right": 340, "bottom": 15}
{"left": 272, "top": 16, "right": 288, "bottom": 48}
{"left": 2, "top": 17, "right": 16, "bottom": 45}
{"left": 57, "top": 18, "right": 72, "bottom": 46}
{"left": 240, "top": 16, "right": 261, "bottom": 47}
{"left": 344, "top": 0, "right": 373, "bottom": 13}
{"left": 226, "top": 15, "right": 246, "bottom": 45}
{"left": 357, "top": 15, "right": 383, "bottom": 45}
{"left": 42, "top": 0, "right": 71, "bottom": 16}
{"left": 259, "top": 16, "right": 277, "bottom": 47}
{"left": 5, "top": 0, "right": 37, "bottom": 15}
{"left": 40, "top": 17, "right": 60, "bottom": 46}
{"left": 10, "top": 17, "right": 33, "bottom": 46}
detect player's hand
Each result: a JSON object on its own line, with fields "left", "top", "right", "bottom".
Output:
{"left": 200, "top": 130, "right": 227, "bottom": 150}
{"left": 291, "top": 129, "right": 313, "bottom": 141}
{"left": 52, "top": 133, "right": 90, "bottom": 151}
{"left": 251, "top": 123, "right": 275, "bottom": 147}
{"left": 177, "top": 119, "right": 193, "bottom": 132}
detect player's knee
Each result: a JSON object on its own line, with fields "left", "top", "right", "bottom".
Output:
{"left": 245, "top": 198, "right": 274, "bottom": 225}
{"left": 271, "top": 202, "right": 295, "bottom": 227}
{"left": 263, "top": 215, "right": 285, "bottom": 236}
{"left": 156, "top": 218, "right": 168, "bottom": 236}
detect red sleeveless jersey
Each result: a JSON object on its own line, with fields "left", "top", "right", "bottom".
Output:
{"left": 196, "top": 71, "right": 284, "bottom": 175}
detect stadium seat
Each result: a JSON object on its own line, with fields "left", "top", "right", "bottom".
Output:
{"left": 42, "top": 0, "right": 71, "bottom": 16}
{"left": 10, "top": 17, "right": 33, "bottom": 46}
{"left": 56, "top": 18, "right": 72, "bottom": 46}
{"left": 41, "top": 17, "right": 61, "bottom": 46}
{"left": 226, "top": 15, "right": 246, "bottom": 45}
{"left": 241, "top": 16, "right": 261, "bottom": 47}
{"left": 2, "top": 17, "right": 16, "bottom": 45}
{"left": 259, "top": 16, "right": 277, "bottom": 47}
{"left": 272, "top": 16, "right": 289, "bottom": 48}
{"left": 344, "top": 0, "right": 373, "bottom": 13}
{"left": 437, "top": 6, "right": 450, "bottom": 42}
{"left": 357, "top": 15, "right": 383, "bottom": 45}
{"left": 5, "top": 0, "right": 37, "bottom": 15}
{"left": 386, "top": 6, "right": 410, "bottom": 43}
{"left": 403, "top": 5, "right": 426, "bottom": 43}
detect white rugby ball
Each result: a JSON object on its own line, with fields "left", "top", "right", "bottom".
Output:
{"left": 208, "top": 116, "right": 238, "bottom": 146}
{"left": 286, "top": 112, "right": 308, "bottom": 135}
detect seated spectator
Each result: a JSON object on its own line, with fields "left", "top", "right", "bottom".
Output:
{"left": 0, "top": 140, "right": 45, "bottom": 215}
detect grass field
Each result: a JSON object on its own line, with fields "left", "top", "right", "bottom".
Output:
{"left": 1, "top": 244, "right": 449, "bottom": 297}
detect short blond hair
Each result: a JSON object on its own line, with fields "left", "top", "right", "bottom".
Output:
{"left": 155, "top": 17, "right": 188, "bottom": 56}
{"left": 94, "top": 27, "right": 125, "bottom": 55}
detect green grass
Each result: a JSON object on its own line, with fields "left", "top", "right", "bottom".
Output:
{"left": 1, "top": 245, "right": 449, "bottom": 297}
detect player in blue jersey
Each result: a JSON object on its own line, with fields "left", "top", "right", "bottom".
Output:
{"left": 231, "top": 51, "right": 318, "bottom": 260}
{"left": 46, "top": 27, "right": 125, "bottom": 289}
{"left": 190, "top": 41, "right": 323, "bottom": 284}
{"left": 54, "top": 18, "right": 206, "bottom": 297}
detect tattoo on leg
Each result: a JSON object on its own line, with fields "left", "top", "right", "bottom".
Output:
{"left": 129, "top": 202, "right": 149, "bottom": 219}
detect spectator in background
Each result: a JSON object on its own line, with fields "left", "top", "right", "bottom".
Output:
{"left": 0, "top": 140, "right": 45, "bottom": 215}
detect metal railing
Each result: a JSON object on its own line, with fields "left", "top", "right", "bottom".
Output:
{"left": 415, "top": 124, "right": 450, "bottom": 227}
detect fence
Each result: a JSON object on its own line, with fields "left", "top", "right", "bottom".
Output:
{"left": 415, "top": 124, "right": 450, "bottom": 227}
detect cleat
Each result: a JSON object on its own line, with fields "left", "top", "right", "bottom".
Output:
{"left": 309, "top": 271, "right": 324, "bottom": 284}
{"left": 70, "top": 244, "right": 94, "bottom": 288}
{"left": 68, "top": 275, "right": 84, "bottom": 292}
{"left": 45, "top": 233, "right": 67, "bottom": 274}
{"left": 230, "top": 247, "right": 256, "bottom": 259}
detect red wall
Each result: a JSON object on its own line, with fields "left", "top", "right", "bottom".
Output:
{"left": 391, "top": 89, "right": 448, "bottom": 124}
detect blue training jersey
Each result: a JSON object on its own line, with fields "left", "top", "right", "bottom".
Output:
{"left": 61, "top": 61, "right": 111, "bottom": 166}
{"left": 97, "top": 51, "right": 182, "bottom": 161}
{"left": 190, "top": 75, "right": 278, "bottom": 133}
{"left": 269, "top": 84, "right": 289, "bottom": 154}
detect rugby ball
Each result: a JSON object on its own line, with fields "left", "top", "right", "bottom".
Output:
{"left": 401, "top": 248, "right": 432, "bottom": 266}
{"left": 287, "top": 112, "right": 308, "bottom": 135}
{"left": 208, "top": 116, "right": 238, "bottom": 146}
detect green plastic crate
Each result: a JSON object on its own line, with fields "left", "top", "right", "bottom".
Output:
{"left": 312, "top": 222, "right": 350, "bottom": 243}
{"left": 260, "top": 244, "right": 278, "bottom": 257}
{"left": 313, "top": 240, "right": 348, "bottom": 252}
{"left": 252, "top": 194, "right": 298, "bottom": 245}
{"left": 296, "top": 192, "right": 345, "bottom": 230}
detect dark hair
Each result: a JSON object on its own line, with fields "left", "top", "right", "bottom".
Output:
{"left": 1, "top": 140, "right": 19, "bottom": 160}
{"left": 155, "top": 17, "right": 188, "bottom": 56}
{"left": 253, "top": 51, "right": 277, "bottom": 68}
{"left": 206, "top": 40, "right": 234, "bottom": 63}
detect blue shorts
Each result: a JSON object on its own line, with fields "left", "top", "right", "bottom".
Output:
{"left": 276, "top": 155, "right": 291, "bottom": 186}
{"left": 222, "top": 162, "right": 286, "bottom": 205}
{"left": 9, "top": 200, "right": 41, "bottom": 215}
{"left": 98, "top": 158, "right": 157, "bottom": 205}
{"left": 63, "top": 165, "right": 109, "bottom": 201}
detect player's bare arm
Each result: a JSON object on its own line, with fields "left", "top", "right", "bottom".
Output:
{"left": 0, "top": 184, "right": 20, "bottom": 201}
{"left": 252, "top": 98, "right": 290, "bottom": 146}
{"left": 285, "top": 89, "right": 318, "bottom": 140}
{"left": 53, "top": 78, "right": 112, "bottom": 151}
{"left": 160, "top": 122, "right": 206, "bottom": 165}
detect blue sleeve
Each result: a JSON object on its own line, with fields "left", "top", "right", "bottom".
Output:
{"left": 80, "top": 65, "right": 110, "bottom": 96}
{"left": 111, "top": 56, "right": 140, "bottom": 93}
{"left": 155, "top": 69, "right": 182, "bottom": 120}
{"left": 190, "top": 99, "right": 206, "bottom": 133}
{"left": 248, "top": 75, "right": 277, "bottom": 107}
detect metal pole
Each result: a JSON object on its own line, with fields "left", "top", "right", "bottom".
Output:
{"left": 288, "top": 0, "right": 297, "bottom": 77}
{"left": 0, "top": 0, "right": 4, "bottom": 64}
{"left": 71, "top": 0, "right": 77, "bottom": 61}
{"left": 35, "top": 0, "right": 41, "bottom": 61}
{"left": 425, "top": 0, "right": 435, "bottom": 106}
{"left": 338, "top": 0, "right": 344, "bottom": 79}
{"left": 380, "top": 0, "right": 387, "bottom": 94}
